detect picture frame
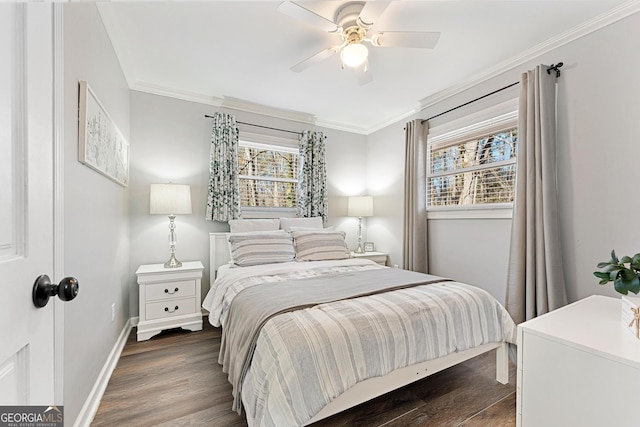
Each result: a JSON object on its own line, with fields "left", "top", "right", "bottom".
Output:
{"left": 78, "top": 80, "right": 129, "bottom": 187}
{"left": 364, "top": 242, "right": 375, "bottom": 252}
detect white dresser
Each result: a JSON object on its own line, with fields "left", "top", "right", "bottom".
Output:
{"left": 136, "top": 261, "right": 204, "bottom": 341}
{"left": 517, "top": 295, "right": 640, "bottom": 427}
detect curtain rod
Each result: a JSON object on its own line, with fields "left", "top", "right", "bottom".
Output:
{"left": 204, "top": 114, "right": 302, "bottom": 136}
{"left": 421, "top": 62, "right": 563, "bottom": 124}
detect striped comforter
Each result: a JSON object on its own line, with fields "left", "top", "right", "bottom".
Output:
{"left": 203, "top": 260, "right": 517, "bottom": 427}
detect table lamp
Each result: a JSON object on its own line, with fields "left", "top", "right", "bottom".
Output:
{"left": 347, "top": 195, "right": 373, "bottom": 254}
{"left": 150, "top": 183, "right": 192, "bottom": 268}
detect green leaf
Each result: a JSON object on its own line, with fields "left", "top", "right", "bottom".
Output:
{"left": 614, "top": 278, "right": 629, "bottom": 295}
{"left": 621, "top": 256, "right": 633, "bottom": 264}
{"left": 597, "top": 262, "right": 610, "bottom": 268}
{"left": 630, "top": 276, "right": 640, "bottom": 295}
{"left": 610, "top": 270, "right": 622, "bottom": 281}
{"left": 594, "top": 271, "right": 610, "bottom": 280}
{"left": 611, "top": 250, "right": 619, "bottom": 264}
{"left": 599, "top": 279, "right": 609, "bottom": 285}
{"left": 620, "top": 269, "right": 638, "bottom": 281}
{"left": 632, "top": 253, "right": 640, "bottom": 264}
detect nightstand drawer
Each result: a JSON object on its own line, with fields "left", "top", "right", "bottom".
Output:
{"left": 146, "top": 297, "right": 197, "bottom": 321}
{"left": 145, "top": 280, "right": 195, "bottom": 301}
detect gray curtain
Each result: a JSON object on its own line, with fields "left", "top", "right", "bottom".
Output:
{"left": 402, "top": 119, "right": 429, "bottom": 273}
{"left": 206, "top": 112, "right": 241, "bottom": 222}
{"left": 506, "top": 65, "right": 568, "bottom": 324}
{"left": 297, "top": 130, "right": 328, "bottom": 222}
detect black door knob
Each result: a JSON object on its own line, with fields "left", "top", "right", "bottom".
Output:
{"left": 32, "top": 275, "right": 79, "bottom": 308}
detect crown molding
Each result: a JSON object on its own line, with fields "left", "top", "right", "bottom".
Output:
{"left": 313, "top": 118, "right": 370, "bottom": 135}
{"left": 221, "top": 97, "right": 316, "bottom": 125}
{"left": 363, "top": 105, "right": 421, "bottom": 135}
{"left": 416, "top": 0, "right": 640, "bottom": 112}
{"left": 131, "top": 81, "right": 224, "bottom": 107}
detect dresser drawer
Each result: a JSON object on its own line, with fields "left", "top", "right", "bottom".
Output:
{"left": 146, "top": 297, "right": 196, "bottom": 321}
{"left": 145, "top": 280, "right": 195, "bottom": 301}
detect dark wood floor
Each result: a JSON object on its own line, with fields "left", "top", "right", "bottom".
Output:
{"left": 92, "top": 318, "right": 516, "bottom": 426}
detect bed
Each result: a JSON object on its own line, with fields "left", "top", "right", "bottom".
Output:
{"left": 203, "top": 227, "right": 516, "bottom": 427}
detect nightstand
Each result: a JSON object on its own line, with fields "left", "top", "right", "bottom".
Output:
{"left": 135, "top": 261, "right": 204, "bottom": 341}
{"left": 351, "top": 251, "right": 388, "bottom": 266}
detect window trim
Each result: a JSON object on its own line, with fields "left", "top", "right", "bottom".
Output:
{"left": 426, "top": 99, "right": 518, "bottom": 220}
{"left": 238, "top": 131, "right": 300, "bottom": 218}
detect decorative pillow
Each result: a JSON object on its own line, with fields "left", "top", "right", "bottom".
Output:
{"left": 229, "top": 218, "right": 280, "bottom": 233}
{"left": 228, "top": 232, "right": 295, "bottom": 267}
{"left": 226, "top": 230, "right": 286, "bottom": 264}
{"left": 279, "top": 217, "right": 323, "bottom": 232}
{"left": 291, "top": 230, "right": 350, "bottom": 261}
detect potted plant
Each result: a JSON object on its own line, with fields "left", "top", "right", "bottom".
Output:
{"left": 593, "top": 250, "right": 640, "bottom": 295}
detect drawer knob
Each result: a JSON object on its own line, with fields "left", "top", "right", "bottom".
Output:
{"left": 164, "top": 305, "right": 179, "bottom": 313}
{"left": 164, "top": 287, "right": 179, "bottom": 294}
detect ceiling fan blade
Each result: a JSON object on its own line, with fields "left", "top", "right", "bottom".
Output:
{"left": 290, "top": 47, "right": 338, "bottom": 73}
{"left": 371, "top": 31, "right": 441, "bottom": 48}
{"left": 355, "top": 61, "right": 373, "bottom": 86}
{"left": 357, "top": 2, "right": 391, "bottom": 29}
{"left": 278, "top": 1, "right": 341, "bottom": 33}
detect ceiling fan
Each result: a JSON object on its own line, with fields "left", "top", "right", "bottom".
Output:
{"left": 278, "top": 1, "right": 441, "bottom": 82}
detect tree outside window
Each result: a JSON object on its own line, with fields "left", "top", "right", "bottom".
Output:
{"left": 428, "top": 128, "right": 518, "bottom": 208}
{"left": 238, "top": 141, "right": 299, "bottom": 209}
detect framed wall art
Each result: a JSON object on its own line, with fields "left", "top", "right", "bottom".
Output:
{"left": 364, "top": 242, "right": 375, "bottom": 252}
{"left": 78, "top": 80, "right": 129, "bottom": 187}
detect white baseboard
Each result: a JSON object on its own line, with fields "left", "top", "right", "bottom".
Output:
{"left": 72, "top": 318, "right": 133, "bottom": 427}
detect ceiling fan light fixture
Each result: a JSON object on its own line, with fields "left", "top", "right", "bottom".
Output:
{"left": 341, "top": 43, "right": 368, "bottom": 68}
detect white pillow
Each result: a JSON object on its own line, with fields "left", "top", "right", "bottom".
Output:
{"left": 291, "top": 230, "right": 350, "bottom": 261}
{"left": 288, "top": 226, "right": 335, "bottom": 232}
{"left": 228, "top": 232, "right": 295, "bottom": 267}
{"left": 279, "top": 217, "right": 323, "bottom": 232}
{"left": 229, "top": 218, "right": 280, "bottom": 233}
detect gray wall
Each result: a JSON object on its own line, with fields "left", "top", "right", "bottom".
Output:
{"left": 63, "top": 3, "right": 131, "bottom": 424}
{"left": 367, "top": 12, "right": 640, "bottom": 305}
{"left": 128, "top": 91, "right": 367, "bottom": 316}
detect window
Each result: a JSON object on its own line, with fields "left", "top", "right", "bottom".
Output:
{"left": 237, "top": 133, "right": 299, "bottom": 216}
{"left": 429, "top": 128, "right": 517, "bottom": 206}
{"left": 427, "top": 101, "right": 518, "bottom": 217}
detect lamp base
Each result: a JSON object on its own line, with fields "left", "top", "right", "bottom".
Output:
{"left": 354, "top": 216, "right": 364, "bottom": 254}
{"left": 164, "top": 254, "right": 182, "bottom": 269}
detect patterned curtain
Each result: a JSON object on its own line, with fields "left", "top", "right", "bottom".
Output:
{"left": 297, "top": 130, "right": 328, "bottom": 222}
{"left": 206, "top": 112, "right": 241, "bottom": 222}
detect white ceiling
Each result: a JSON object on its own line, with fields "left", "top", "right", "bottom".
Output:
{"left": 97, "top": 1, "right": 631, "bottom": 134}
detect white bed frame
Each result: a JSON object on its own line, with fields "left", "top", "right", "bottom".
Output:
{"left": 208, "top": 232, "right": 509, "bottom": 425}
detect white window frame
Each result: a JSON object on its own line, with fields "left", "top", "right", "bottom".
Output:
{"left": 238, "top": 131, "right": 299, "bottom": 219}
{"left": 426, "top": 99, "right": 518, "bottom": 220}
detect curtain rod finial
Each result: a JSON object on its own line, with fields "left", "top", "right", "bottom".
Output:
{"left": 547, "top": 62, "right": 563, "bottom": 78}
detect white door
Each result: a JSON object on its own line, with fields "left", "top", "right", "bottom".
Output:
{"left": 0, "top": 3, "right": 60, "bottom": 405}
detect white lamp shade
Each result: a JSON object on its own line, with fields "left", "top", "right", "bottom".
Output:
{"left": 348, "top": 196, "right": 373, "bottom": 217}
{"left": 340, "top": 43, "right": 368, "bottom": 68}
{"left": 150, "top": 184, "right": 192, "bottom": 215}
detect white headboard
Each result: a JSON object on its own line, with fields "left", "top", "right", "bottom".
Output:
{"left": 209, "top": 232, "right": 230, "bottom": 286}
